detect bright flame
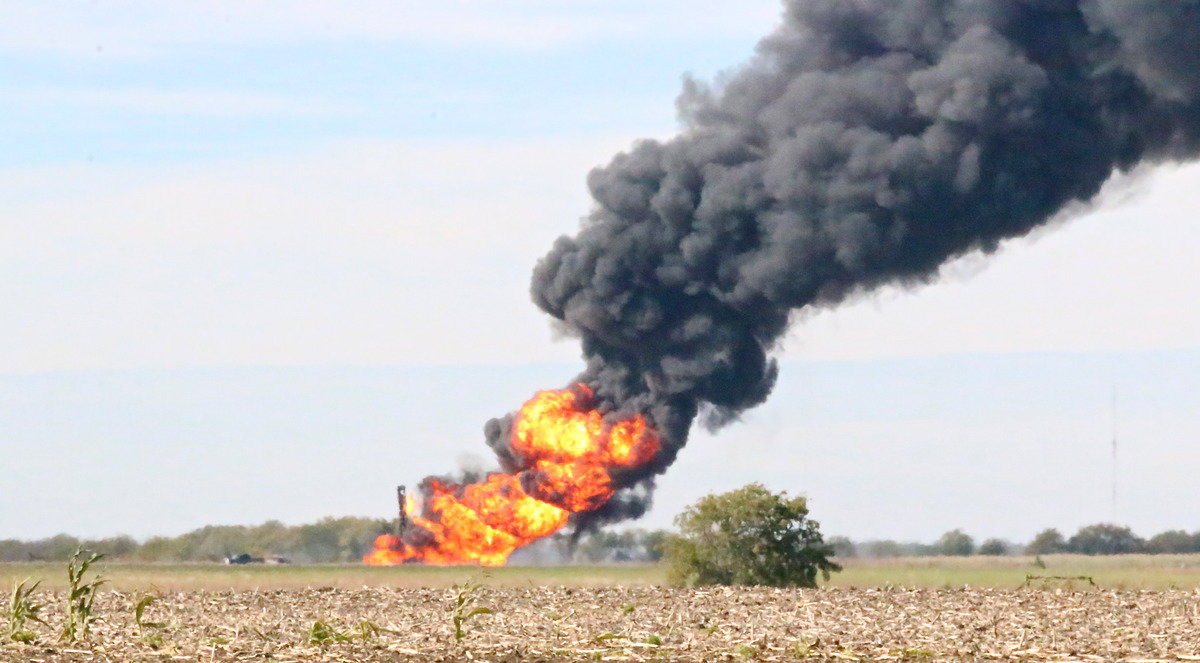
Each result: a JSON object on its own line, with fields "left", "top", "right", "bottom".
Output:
{"left": 363, "top": 385, "right": 659, "bottom": 566}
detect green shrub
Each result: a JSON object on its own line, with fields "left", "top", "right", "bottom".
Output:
{"left": 934, "top": 529, "right": 975, "bottom": 556}
{"left": 977, "top": 538, "right": 1009, "bottom": 556}
{"left": 663, "top": 483, "right": 840, "bottom": 588}
{"left": 1026, "top": 528, "right": 1067, "bottom": 555}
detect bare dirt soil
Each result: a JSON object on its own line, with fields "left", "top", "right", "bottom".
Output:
{"left": 5, "top": 585, "right": 1200, "bottom": 662}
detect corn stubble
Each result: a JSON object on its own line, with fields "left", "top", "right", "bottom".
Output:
{"left": 4, "top": 585, "right": 1200, "bottom": 661}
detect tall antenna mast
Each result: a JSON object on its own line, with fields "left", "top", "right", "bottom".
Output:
{"left": 1111, "top": 386, "right": 1118, "bottom": 523}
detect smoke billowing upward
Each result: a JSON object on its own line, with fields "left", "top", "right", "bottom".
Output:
{"left": 510, "top": 0, "right": 1200, "bottom": 524}
{"left": 366, "top": 0, "right": 1200, "bottom": 564}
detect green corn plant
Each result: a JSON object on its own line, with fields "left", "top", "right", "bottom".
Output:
{"left": 308, "top": 620, "right": 350, "bottom": 645}
{"left": 133, "top": 592, "right": 168, "bottom": 647}
{"left": 355, "top": 620, "right": 398, "bottom": 641}
{"left": 61, "top": 548, "right": 106, "bottom": 642}
{"left": 7, "top": 579, "right": 47, "bottom": 643}
{"left": 449, "top": 578, "right": 493, "bottom": 643}
{"left": 307, "top": 618, "right": 396, "bottom": 646}
{"left": 133, "top": 593, "right": 166, "bottom": 630}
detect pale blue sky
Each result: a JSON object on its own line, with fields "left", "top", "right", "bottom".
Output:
{"left": 2, "top": 2, "right": 1198, "bottom": 544}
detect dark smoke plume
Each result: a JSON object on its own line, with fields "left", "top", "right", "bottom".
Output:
{"left": 490, "top": 0, "right": 1200, "bottom": 525}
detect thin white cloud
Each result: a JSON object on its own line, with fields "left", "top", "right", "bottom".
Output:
{"left": 0, "top": 1, "right": 782, "bottom": 56}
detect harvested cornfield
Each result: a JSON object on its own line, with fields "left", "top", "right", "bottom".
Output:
{"left": 5, "top": 585, "right": 1200, "bottom": 661}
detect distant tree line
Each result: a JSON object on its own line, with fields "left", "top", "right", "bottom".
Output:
{"left": 0, "top": 517, "right": 390, "bottom": 563}
{"left": 507, "top": 529, "right": 670, "bottom": 564}
{"left": 831, "top": 523, "right": 1200, "bottom": 558}
{"left": 5, "top": 519, "right": 1198, "bottom": 563}
{"left": 0, "top": 519, "right": 670, "bottom": 565}
{"left": 0, "top": 534, "right": 141, "bottom": 562}
{"left": 569, "top": 528, "right": 669, "bottom": 563}
{"left": 1024, "top": 524, "right": 1200, "bottom": 555}
{"left": 828, "top": 529, "right": 1018, "bottom": 558}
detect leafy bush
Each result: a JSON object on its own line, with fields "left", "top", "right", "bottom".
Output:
{"left": 977, "top": 538, "right": 1010, "bottom": 556}
{"left": 934, "top": 529, "right": 975, "bottom": 556}
{"left": 1026, "top": 528, "right": 1067, "bottom": 555}
{"left": 663, "top": 483, "right": 840, "bottom": 588}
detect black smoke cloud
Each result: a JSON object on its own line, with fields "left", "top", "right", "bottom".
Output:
{"left": 491, "top": 0, "right": 1200, "bottom": 524}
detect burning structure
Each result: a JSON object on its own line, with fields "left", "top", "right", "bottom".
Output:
{"left": 365, "top": 386, "right": 659, "bottom": 565}
{"left": 367, "top": 0, "right": 1200, "bottom": 565}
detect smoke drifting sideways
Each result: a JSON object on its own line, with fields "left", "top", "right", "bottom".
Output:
{"left": 494, "top": 0, "right": 1200, "bottom": 527}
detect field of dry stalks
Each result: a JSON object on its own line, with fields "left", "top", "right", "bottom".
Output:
{"left": 6, "top": 584, "right": 1200, "bottom": 662}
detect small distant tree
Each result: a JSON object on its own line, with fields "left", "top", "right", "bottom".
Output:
{"left": 663, "top": 483, "right": 840, "bottom": 587}
{"left": 641, "top": 529, "right": 670, "bottom": 562}
{"left": 1067, "top": 524, "right": 1143, "bottom": 555}
{"left": 935, "top": 529, "right": 975, "bottom": 556}
{"left": 1027, "top": 528, "right": 1067, "bottom": 555}
{"left": 827, "top": 536, "right": 857, "bottom": 559}
{"left": 977, "top": 538, "right": 1008, "bottom": 556}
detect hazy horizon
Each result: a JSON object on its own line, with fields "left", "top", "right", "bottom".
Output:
{"left": 6, "top": 347, "right": 1197, "bottom": 545}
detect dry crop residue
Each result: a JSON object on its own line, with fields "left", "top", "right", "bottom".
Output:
{"left": 4, "top": 586, "right": 1200, "bottom": 661}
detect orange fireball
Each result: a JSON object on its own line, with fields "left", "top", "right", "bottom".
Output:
{"left": 364, "top": 385, "right": 659, "bottom": 566}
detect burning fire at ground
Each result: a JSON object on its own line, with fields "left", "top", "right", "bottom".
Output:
{"left": 364, "top": 385, "right": 658, "bottom": 566}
